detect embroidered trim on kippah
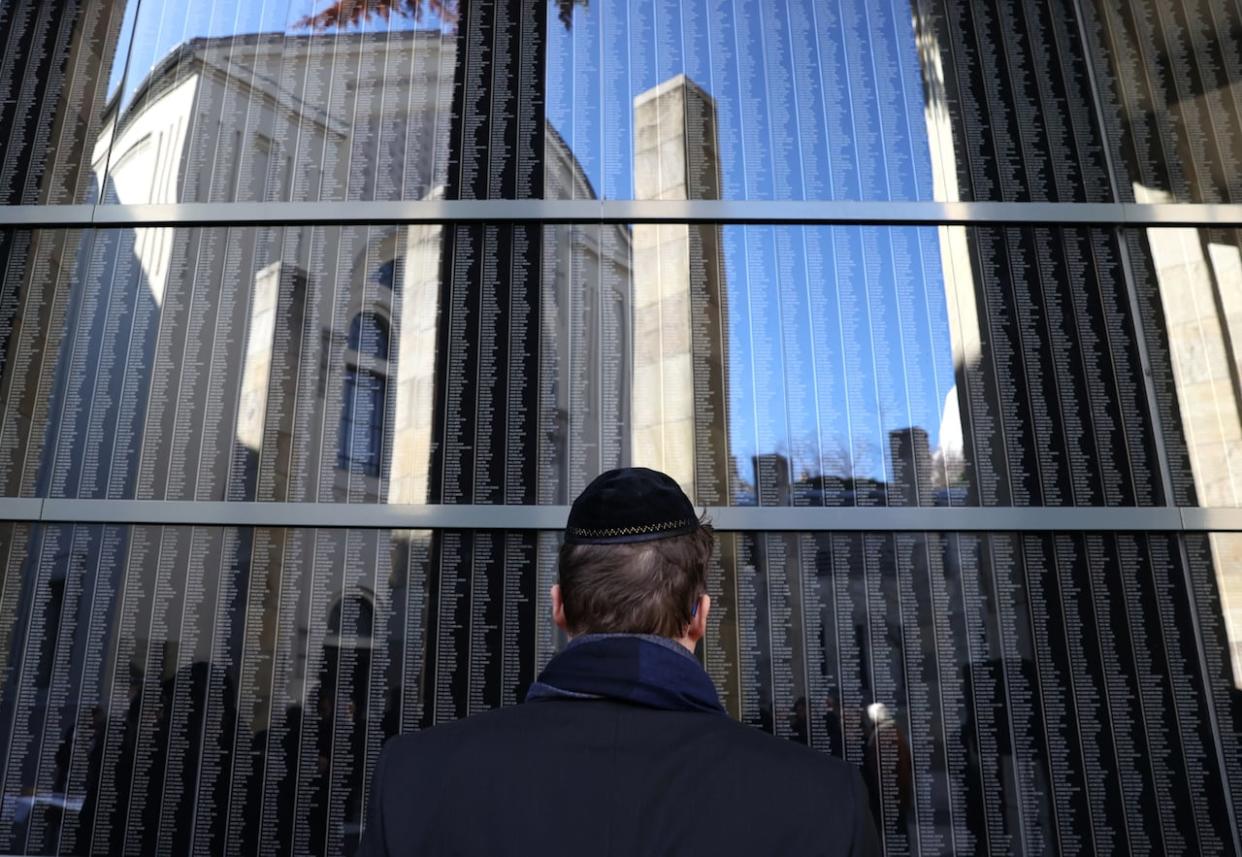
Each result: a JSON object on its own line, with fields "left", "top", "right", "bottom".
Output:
{"left": 568, "top": 519, "right": 693, "bottom": 538}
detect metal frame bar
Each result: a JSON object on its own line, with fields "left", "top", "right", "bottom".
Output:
{"left": 11, "top": 498, "right": 1239, "bottom": 531}
{"left": 1177, "top": 507, "right": 1242, "bottom": 531}
{"left": 37, "top": 499, "right": 569, "bottom": 529}
{"left": 4, "top": 200, "right": 1242, "bottom": 228}
{"left": 0, "top": 205, "right": 96, "bottom": 227}
{"left": 5, "top": 195, "right": 1242, "bottom": 533}
{"left": 0, "top": 499, "right": 43, "bottom": 521}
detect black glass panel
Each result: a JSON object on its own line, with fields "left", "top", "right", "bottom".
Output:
{"left": 912, "top": 0, "right": 1116, "bottom": 203}
{"left": 0, "top": 523, "right": 554, "bottom": 855}
{"left": 948, "top": 226, "right": 1162, "bottom": 506}
{"left": 0, "top": 0, "right": 132, "bottom": 205}
{"left": 0, "top": 523, "right": 551, "bottom": 856}
{"left": 1081, "top": 0, "right": 1242, "bottom": 204}
{"left": 0, "top": 524, "right": 1237, "bottom": 855}
{"left": 8, "top": 0, "right": 1242, "bottom": 205}
{"left": 1183, "top": 532, "right": 1242, "bottom": 832}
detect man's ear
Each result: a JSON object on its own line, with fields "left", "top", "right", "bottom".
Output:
{"left": 551, "top": 583, "right": 570, "bottom": 633}
{"left": 687, "top": 594, "right": 711, "bottom": 644}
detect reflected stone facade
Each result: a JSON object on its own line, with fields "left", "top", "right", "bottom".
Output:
{"left": 631, "top": 75, "right": 728, "bottom": 502}
{"left": 0, "top": 1, "right": 1241, "bottom": 855}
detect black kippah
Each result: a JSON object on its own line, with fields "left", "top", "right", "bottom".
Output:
{"left": 564, "top": 467, "right": 700, "bottom": 545}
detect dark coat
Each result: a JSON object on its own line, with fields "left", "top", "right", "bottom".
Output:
{"left": 358, "top": 697, "right": 880, "bottom": 857}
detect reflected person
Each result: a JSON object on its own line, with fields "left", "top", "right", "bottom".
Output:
{"left": 359, "top": 466, "right": 879, "bottom": 856}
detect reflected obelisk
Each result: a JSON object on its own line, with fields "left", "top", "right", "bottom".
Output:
{"left": 631, "top": 75, "right": 729, "bottom": 504}
{"left": 631, "top": 75, "right": 739, "bottom": 720}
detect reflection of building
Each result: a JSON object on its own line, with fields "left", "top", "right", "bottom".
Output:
{"left": 94, "top": 30, "right": 455, "bottom": 506}
{"left": 86, "top": 29, "right": 604, "bottom": 747}
{"left": 93, "top": 39, "right": 736, "bottom": 509}
{"left": 545, "top": 218, "right": 635, "bottom": 499}
{"left": 96, "top": 29, "right": 617, "bottom": 508}
{"left": 540, "top": 122, "right": 635, "bottom": 500}
{"left": 888, "top": 427, "right": 933, "bottom": 507}
{"left": 1140, "top": 221, "right": 1242, "bottom": 683}
{"left": 921, "top": 14, "right": 1242, "bottom": 677}
{"left": 81, "top": 34, "right": 630, "bottom": 765}
{"left": 94, "top": 30, "right": 453, "bottom": 205}
{"left": 390, "top": 222, "right": 449, "bottom": 504}
{"left": 235, "top": 260, "right": 307, "bottom": 499}
{"left": 1142, "top": 221, "right": 1242, "bottom": 506}
{"left": 631, "top": 75, "right": 730, "bottom": 503}
{"left": 751, "top": 454, "right": 791, "bottom": 507}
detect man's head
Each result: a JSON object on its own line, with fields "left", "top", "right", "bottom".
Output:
{"left": 551, "top": 467, "right": 714, "bottom": 652}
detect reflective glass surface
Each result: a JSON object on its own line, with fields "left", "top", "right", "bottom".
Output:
{"left": 1134, "top": 227, "right": 1242, "bottom": 506}
{"left": 102, "top": 1, "right": 466, "bottom": 204}
{"left": 0, "top": 523, "right": 1238, "bottom": 855}
{"left": 2, "top": 225, "right": 1222, "bottom": 507}
{"left": 1082, "top": 0, "right": 1242, "bottom": 204}
{"left": 0, "top": 523, "right": 555, "bottom": 856}
{"left": 8, "top": 0, "right": 1242, "bottom": 204}
{"left": 0, "top": 1, "right": 134, "bottom": 204}
{"left": 5, "top": 2, "right": 1242, "bottom": 856}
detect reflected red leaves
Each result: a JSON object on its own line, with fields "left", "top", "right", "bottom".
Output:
{"left": 297, "top": 0, "right": 460, "bottom": 30}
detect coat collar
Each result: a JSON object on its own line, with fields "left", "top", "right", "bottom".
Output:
{"left": 525, "top": 633, "right": 724, "bottom": 714}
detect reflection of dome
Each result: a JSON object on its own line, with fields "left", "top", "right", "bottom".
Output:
{"left": 326, "top": 589, "right": 375, "bottom": 649}
{"left": 97, "top": 29, "right": 455, "bottom": 206}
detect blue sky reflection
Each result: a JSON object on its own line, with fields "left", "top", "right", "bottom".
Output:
{"left": 545, "top": 0, "right": 963, "bottom": 503}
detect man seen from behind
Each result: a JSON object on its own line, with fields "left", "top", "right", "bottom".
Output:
{"left": 359, "top": 466, "right": 880, "bottom": 856}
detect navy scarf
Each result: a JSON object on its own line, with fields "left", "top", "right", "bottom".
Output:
{"left": 525, "top": 634, "right": 724, "bottom": 714}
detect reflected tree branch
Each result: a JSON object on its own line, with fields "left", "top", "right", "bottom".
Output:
{"left": 298, "top": 0, "right": 587, "bottom": 31}
{"left": 298, "top": 0, "right": 458, "bottom": 29}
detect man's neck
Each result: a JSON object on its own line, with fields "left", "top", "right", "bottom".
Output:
{"left": 566, "top": 631, "right": 698, "bottom": 657}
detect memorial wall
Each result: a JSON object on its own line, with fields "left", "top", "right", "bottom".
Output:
{"left": 0, "top": 0, "right": 1240, "bottom": 855}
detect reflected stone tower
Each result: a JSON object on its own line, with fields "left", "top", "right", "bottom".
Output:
{"left": 888, "top": 426, "right": 933, "bottom": 507}
{"left": 631, "top": 75, "right": 730, "bottom": 504}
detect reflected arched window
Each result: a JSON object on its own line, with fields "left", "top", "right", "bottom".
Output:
{"left": 328, "top": 591, "right": 374, "bottom": 642}
{"left": 347, "top": 311, "right": 390, "bottom": 360}
{"left": 374, "top": 258, "right": 396, "bottom": 291}
{"left": 339, "top": 311, "right": 390, "bottom": 477}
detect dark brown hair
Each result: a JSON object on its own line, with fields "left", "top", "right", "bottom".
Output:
{"left": 557, "top": 519, "right": 715, "bottom": 637}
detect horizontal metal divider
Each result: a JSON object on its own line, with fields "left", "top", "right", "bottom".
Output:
{"left": 0, "top": 498, "right": 43, "bottom": 521}
{"left": 37, "top": 499, "right": 568, "bottom": 529}
{"left": 3, "top": 200, "right": 1242, "bottom": 228}
{"left": 1178, "top": 507, "right": 1242, "bottom": 531}
{"left": 4, "top": 498, "right": 1232, "bottom": 531}
{"left": 0, "top": 205, "right": 95, "bottom": 227}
